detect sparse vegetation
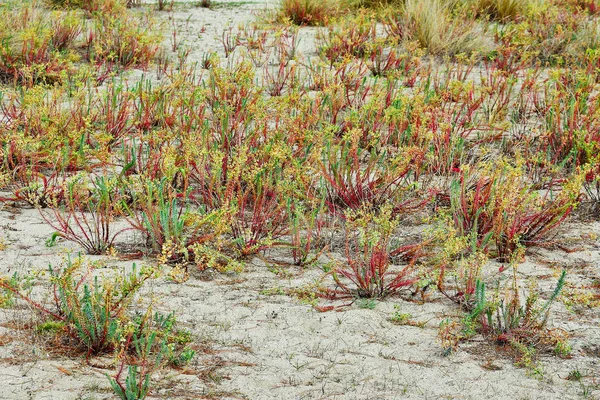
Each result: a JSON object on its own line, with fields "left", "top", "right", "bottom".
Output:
{"left": 0, "top": 255, "right": 194, "bottom": 398}
{"left": 0, "top": 0, "right": 598, "bottom": 397}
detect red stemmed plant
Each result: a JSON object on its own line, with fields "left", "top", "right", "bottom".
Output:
{"left": 328, "top": 205, "right": 417, "bottom": 299}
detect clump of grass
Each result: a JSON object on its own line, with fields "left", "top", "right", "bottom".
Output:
{"left": 278, "top": 0, "right": 339, "bottom": 26}
{"left": 470, "top": 0, "right": 529, "bottom": 21}
{"left": 386, "top": 0, "right": 487, "bottom": 56}
{"left": 109, "top": 310, "right": 195, "bottom": 399}
{"left": 120, "top": 175, "right": 233, "bottom": 274}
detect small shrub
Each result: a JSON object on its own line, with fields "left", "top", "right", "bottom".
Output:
{"left": 318, "top": 13, "right": 377, "bottom": 61}
{"left": 109, "top": 311, "right": 195, "bottom": 399}
{"left": 365, "top": 42, "right": 413, "bottom": 77}
{"left": 319, "top": 134, "right": 422, "bottom": 213}
{"left": 534, "top": 71, "right": 600, "bottom": 170}
{"left": 48, "top": 0, "right": 127, "bottom": 14}
{"left": 0, "top": 255, "right": 154, "bottom": 355}
{"left": 13, "top": 171, "right": 64, "bottom": 208}
{"left": 329, "top": 205, "right": 416, "bottom": 299}
{"left": 120, "top": 176, "right": 230, "bottom": 272}
{"left": 584, "top": 161, "right": 600, "bottom": 206}
{"left": 0, "top": 5, "right": 82, "bottom": 85}
{"left": 41, "top": 174, "right": 128, "bottom": 255}
{"left": 109, "top": 364, "right": 151, "bottom": 400}
{"left": 465, "top": 270, "right": 570, "bottom": 360}
{"left": 574, "top": 0, "right": 600, "bottom": 14}
{"left": 262, "top": 60, "right": 299, "bottom": 96}
{"left": 438, "top": 266, "right": 570, "bottom": 363}
{"left": 121, "top": 177, "right": 189, "bottom": 254}
{"left": 0, "top": 255, "right": 193, "bottom": 399}
{"left": 287, "top": 197, "right": 327, "bottom": 266}
{"left": 86, "top": 13, "right": 160, "bottom": 69}
{"left": 447, "top": 164, "right": 582, "bottom": 261}
{"left": 493, "top": 3, "right": 587, "bottom": 66}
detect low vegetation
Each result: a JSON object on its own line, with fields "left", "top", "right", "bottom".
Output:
{"left": 0, "top": 0, "right": 598, "bottom": 397}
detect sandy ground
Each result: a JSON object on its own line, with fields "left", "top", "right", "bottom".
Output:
{"left": 1, "top": 201, "right": 599, "bottom": 399}
{"left": 0, "top": 1, "right": 599, "bottom": 399}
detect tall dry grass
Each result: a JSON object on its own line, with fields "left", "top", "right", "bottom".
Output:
{"left": 398, "top": 0, "right": 487, "bottom": 55}
{"left": 471, "top": 0, "right": 529, "bottom": 20}
{"left": 279, "top": 0, "right": 339, "bottom": 26}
